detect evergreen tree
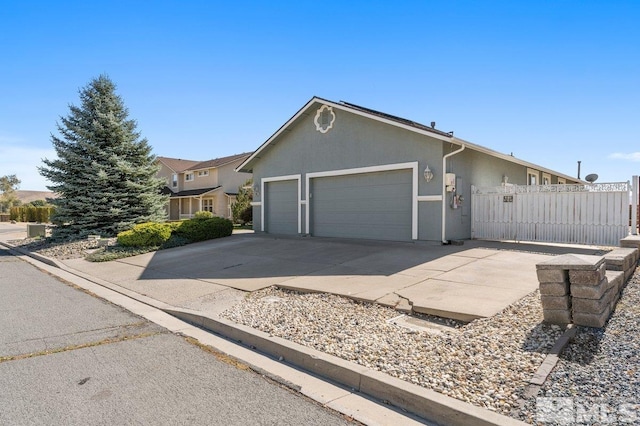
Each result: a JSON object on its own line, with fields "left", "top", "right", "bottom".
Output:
{"left": 40, "top": 75, "right": 167, "bottom": 239}
{"left": 231, "top": 179, "right": 253, "bottom": 224}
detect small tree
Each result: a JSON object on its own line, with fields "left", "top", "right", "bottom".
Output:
{"left": 40, "top": 75, "right": 168, "bottom": 239}
{"left": 0, "top": 174, "right": 21, "bottom": 213}
{"left": 231, "top": 179, "right": 253, "bottom": 224}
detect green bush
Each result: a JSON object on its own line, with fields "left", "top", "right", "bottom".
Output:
{"left": 193, "top": 210, "right": 213, "bottom": 220}
{"left": 175, "top": 216, "right": 233, "bottom": 242}
{"left": 10, "top": 206, "right": 55, "bottom": 223}
{"left": 117, "top": 222, "right": 173, "bottom": 247}
{"left": 239, "top": 206, "right": 252, "bottom": 224}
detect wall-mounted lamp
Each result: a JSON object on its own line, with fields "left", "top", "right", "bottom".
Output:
{"left": 424, "top": 165, "right": 434, "bottom": 182}
{"left": 502, "top": 175, "right": 509, "bottom": 185}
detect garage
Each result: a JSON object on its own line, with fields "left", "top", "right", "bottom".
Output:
{"left": 310, "top": 169, "right": 413, "bottom": 241}
{"left": 264, "top": 179, "right": 299, "bottom": 235}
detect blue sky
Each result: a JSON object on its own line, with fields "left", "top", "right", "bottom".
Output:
{"left": 1, "top": 1, "right": 638, "bottom": 191}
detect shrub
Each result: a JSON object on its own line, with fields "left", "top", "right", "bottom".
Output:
{"left": 239, "top": 206, "right": 252, "bottom": 224}
{"left": 175, "top": 216, "right": 233, "bottom": 242}
{"left": 193, "top": 210, "right": 213, "bottom": 220}
{"left": 10, "top": 206, "right": 55, "bottom": 223}
{"left": 117, "top": 222, "right": 173, "bottom": 247}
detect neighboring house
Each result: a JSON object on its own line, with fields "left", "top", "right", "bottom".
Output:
{"left": 236, "top": 97, "right": 581, "bottom": 242}
{"left": 157, "top": 153, "right": 252, "bottom": 220}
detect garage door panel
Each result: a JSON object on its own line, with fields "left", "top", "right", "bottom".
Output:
{"left": 265, "top": 180, "right": 298, "bottom": 235}
{"left": 311, "top": 170, "right": 412, "bottom": 241}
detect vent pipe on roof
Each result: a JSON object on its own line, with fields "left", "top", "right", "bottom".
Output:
{"left": 431, "top": 121, "right": 436, "bottom": 129}
{"left": 577, "top": 161, "right": 581, "bottom": 180}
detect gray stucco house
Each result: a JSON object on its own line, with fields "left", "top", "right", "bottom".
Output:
{"left": 236, "top": 97, "right": 580, "bottom": 242}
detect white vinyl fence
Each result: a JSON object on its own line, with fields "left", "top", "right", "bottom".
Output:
{"left": 471, "top": 182, "right": 630, "bottom": 246}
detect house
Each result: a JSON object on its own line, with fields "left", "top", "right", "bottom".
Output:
{"left": 236, "top": 97, "right": 581, "bottom": 242}
{"left": 157, "top": 153, "right": 252, "bottom": 220}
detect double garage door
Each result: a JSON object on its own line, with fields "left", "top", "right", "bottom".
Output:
{"left": 264, "top": 170, "right": 412, "bottom": 241}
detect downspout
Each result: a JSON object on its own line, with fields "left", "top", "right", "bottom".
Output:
{"left": 442, "top": 143, "right": 466, "bottom": 243}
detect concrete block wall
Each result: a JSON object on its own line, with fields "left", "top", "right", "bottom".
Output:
{"left": 535, "top": 236, "right": 639, "bottom": 328}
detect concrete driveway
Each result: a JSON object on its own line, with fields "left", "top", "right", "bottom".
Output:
{"left": 61, "top": 233, "right": 604, "bottom": 321}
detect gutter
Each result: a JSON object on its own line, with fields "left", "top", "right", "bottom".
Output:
{"left": 442, "top": 144, "right": 466, "bottom": 243}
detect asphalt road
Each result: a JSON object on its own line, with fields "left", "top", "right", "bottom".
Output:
{"left": 0, "top": 246, "right": 354, "bottom": 425}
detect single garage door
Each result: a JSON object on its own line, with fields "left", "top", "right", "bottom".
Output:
{"left": 265, "top": 180, "right": 298, "bottom": 235}
{"left": 310, "top": 170, "right": 412, "bottom": 241}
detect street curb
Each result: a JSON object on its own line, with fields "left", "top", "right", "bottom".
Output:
{"left": 1, "top": 241, "right": 528, "bottom": 426}
{"left": 164, "top": 308, "right": 528, "bottom": 426}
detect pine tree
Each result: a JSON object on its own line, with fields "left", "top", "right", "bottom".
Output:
{"left": 40, "top": 75, "right": 168, "bottom": 239}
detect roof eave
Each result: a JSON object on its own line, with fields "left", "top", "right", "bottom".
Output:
{"left": 452, "top": 136, "right": 584, "bottom": 183}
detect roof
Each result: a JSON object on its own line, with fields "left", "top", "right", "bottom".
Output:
{"left": 158, "top": 152, "right": 252, "bottom": 174}
{"left": 188, "top": 152, "right": 252, "bottom": 171}
{"left": 161, "top": 186, "right": 221, "bottom": 198}
{"left": 157, "top": 157, "right": 200, "bottom": 173}
{"left": 236, "top": 96, "right": 582, "bottom": 183}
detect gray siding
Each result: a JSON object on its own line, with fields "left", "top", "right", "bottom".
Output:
{"left": 250, "top": 100, "right": 579, "bottom": 241}
{"left": 311, "top": 170, "right": 413, "bottom": 241}
{"left": 265, "top": 180, "right": 298, "bottom": 235}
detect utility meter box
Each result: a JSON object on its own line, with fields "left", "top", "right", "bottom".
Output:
{"left": 445, "top": 173, "right": 456, "bottom": 192}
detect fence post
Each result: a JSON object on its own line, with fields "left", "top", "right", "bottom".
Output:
{"left": 632, "top": 176, "right": 638, "bottom": 235}
{"left": 470, "top": 185, "right": 475, "bottom": 239}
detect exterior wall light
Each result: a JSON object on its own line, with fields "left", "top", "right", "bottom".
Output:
{"left": 424, "top": 165, "right": 434, "bottom": 182}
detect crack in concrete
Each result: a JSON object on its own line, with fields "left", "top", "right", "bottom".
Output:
{"left": 0, "top": 330, "right": 165, "bottom": 364}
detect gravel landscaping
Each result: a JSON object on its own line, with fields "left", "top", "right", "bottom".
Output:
{"left": 223, "top": 271, "right": 640, "bottom": 423}
{"left": 8, "top": 237, "right": 117, "bottom": 259}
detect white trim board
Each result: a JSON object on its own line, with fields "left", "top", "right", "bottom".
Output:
{"left": 305, "top": 162, "right": 419, "bottom": 240}
{"left": 261, "top": 174, "right": 302, "bottom": 233}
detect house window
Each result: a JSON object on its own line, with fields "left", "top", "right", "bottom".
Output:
{"left": 202, "top": 199, "right": 214, "bottom": 213}
{"left": 185, "top": 173, "right": 194, "bottom": 182}
{"left": 542, "top": 173, "right": 551, "bottom": 185}
{"left": 527, "top": 168, "right": 539, "bottom": 185}
{"left": 557, "top": 177, "right": 566, "bottom": 185}
{"left": 172, "top": 173, "right": 178, "bottom": 188}
{"left": 197, "top": 170, "right": 209, "bottom": 177}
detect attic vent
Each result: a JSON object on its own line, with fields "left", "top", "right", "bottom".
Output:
{"left": 314, "top": 104, "right": 336, "bottom": 134}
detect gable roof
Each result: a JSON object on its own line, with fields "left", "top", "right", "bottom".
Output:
{"left": 157, "top": 157, "right": 200, "bottom": 173}
{"left": 188, "top": 152, "right": 252, "bottom": 172}
{"left": 158, "top": 152, "right": 252, "bottom": 174}
{"left": 236, "top": 97, "right": 581, "bottom": 183}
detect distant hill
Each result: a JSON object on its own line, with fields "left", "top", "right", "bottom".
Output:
{"left": 16, "top": 190, "right": 58, "bottom": 204}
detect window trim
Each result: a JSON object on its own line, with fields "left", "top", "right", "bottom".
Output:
{"left": 185, "top": 173, "right": 194, "bottom": 182}
{"left": 202, "top": 198, "right": 214, "bottom": 213}
{"left": 197, "top": 170, "right": 209, "bottom": 177}
{"left": 526, "top": 168, "right": 539, "bottom": 186}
